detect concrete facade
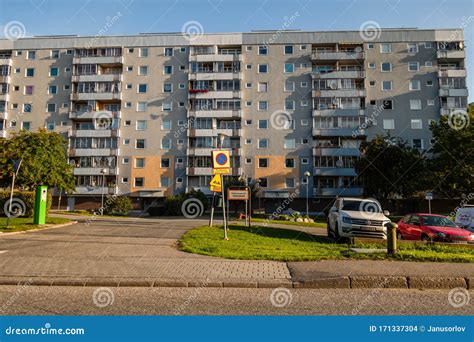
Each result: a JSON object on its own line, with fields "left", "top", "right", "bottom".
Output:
{"left": 0, "top": 29, "right": 468, "bottom": 209}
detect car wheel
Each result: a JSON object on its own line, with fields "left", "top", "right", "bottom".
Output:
{"left": 326, "top": 221, "right": 333, "bottom": 238}
{"left": 332, "top": 223, "right": 342, "bottom": 242}
{"left": 421, "top": 234, "right": 430, "bottom": 242}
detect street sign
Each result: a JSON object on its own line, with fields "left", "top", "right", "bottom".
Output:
{"left": 210, "top": 174, "right": 222, "bottom": 187}
{"left": 213, "top": 168, "right": 231, "bottom": 175}
{"left": 228, "top": 189, "right": 250, "bottom": 201}
{"left": 212, "top": 150, "right": 230, "bottom": 169}
{"left": 425, "top": 192, "right": 433, "bottom": 200}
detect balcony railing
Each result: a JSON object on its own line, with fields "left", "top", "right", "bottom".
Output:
{"left": 312, "top": 51, "right": 365, "bottom": 60}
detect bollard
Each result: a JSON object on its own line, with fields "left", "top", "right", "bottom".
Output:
{"left": 385, "top": 222, "right": 397, "bottom": 255}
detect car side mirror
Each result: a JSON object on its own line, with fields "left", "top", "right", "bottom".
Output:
{"left": 383, "top": 210, "right": 390, "bottom": 216}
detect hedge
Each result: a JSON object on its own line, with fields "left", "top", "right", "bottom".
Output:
{"left": 0, "top": 191, "right": 52, "bottom": 218}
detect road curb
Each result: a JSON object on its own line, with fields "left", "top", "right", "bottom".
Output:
{"left": 0, "top": 275, "right": 471, "bottom": 289}
{"left": 0, "top": 221, "right": 78, "bottom": 237}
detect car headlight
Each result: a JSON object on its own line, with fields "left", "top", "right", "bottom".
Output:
{"left": 437, "top": 232, "right": 446, "bottom": 238}
{"left": 342, "top": 216, "right": 352, "bottom": 224}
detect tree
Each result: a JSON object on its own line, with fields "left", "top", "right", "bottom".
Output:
{"left": 355, "top": 135, "right": 429, "bottom": 200}
{"left": 428, "top": 104, "right": 474, "bottom": 198}
{"left": 0, "top": 129, "right": 75, "bottom": 192}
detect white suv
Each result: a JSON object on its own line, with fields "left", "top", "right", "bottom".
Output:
{"left": 327, "top": 197, "right": 392, "bottom": 240}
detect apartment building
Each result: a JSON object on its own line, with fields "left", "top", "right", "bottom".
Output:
{"left": 0, "top": 29, "right": 468, "bottom": 210}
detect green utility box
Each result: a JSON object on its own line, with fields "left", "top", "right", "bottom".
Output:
{"left": 33, "top": 185, "right": 48, "bottom": 225}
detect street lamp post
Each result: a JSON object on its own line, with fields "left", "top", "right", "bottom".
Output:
{"left": 100, "top": 168, "right": 107, "bottom": 215}
{"left": 304, "top": 171, "right": 311, "bottom": 217}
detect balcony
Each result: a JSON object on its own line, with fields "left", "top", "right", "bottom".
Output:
{"left": 69, "top": 111, "right": 121, "bottom": 120}
{"left": 313, "top": 108, "right": 365, "bottom": 117}
{"left": 69, "top": 148, "right": 119, "bottom": 157}
{"left": 187, "top": 128, "right": 241, "bottom": 137}
{"left": 186, "top": 147, "right": 241, "bottom": 156}
{"left": 440, "top": 107, "right": 467, "bottom": 116}
{"left": 71, "top": 74, "right": 122, "bottom": 83}
{"left": 188, "top": 90, "right": 241, "bottom": 99}
{"left": 0, "top": 75, "right": 10, "bottom": 83}
{"left": 188, "top": 71, "right": 242, "bottom": 81}
{"left": 312, "top": 128, "right": 365, "bottom": 137}
{"left": 74, "top": 186, "right": 117, "bottom": 195}
{"left": 0, "top": 130, "right": 6, "bottom": 138}
{"left": 70, "top": 92, "right": 122, "bottom": 101}
{"left": 186, "top": 167, "right": 212, "bottom": 176}
{"left": 312, "top": 70, "right": 365, "bottom": 79}
{"left": 73, "top": 167, "right": 118, "bottom": 176}
{"left": 0, "top": 58, "right": 12, "bottom": 66}
{"left": 313, "top": 147, "right": 360, "bottom": 156}
{"left": 314, "top": 187, "right": 363, "bottom": 197}
{"left": 313, "top": 89, "right": 366, "bottom": 98}
{"left": 188, "top": 109, "right": 241, "bottom": 118}
{"left": 313, "top": 167, "right": 357, "bottom": 177}
{"left": 312, "top": 51, "right": 364, "bottom": 60}
{"left": 73, "top": 56, "right": 124, "bottom": 65}
{"left": 439, "top": 87, "right": 468, "bottom": 97}
{"left": 438, "top": 69, "right": 467, "bottom": 78}
{"left": 0, "top": 111, "right": 7, "bottom": 120}
{"left": 68, "top": 129, "right": 119, "bottom": 138}
{"left": 189, "top": 54, "right": 242, "bottom": 62}
{"left": 185, "top": 186, "right": 212, "bottom": 195}
{"left": 437, "top": 50, "right": 465, "bottom": 60}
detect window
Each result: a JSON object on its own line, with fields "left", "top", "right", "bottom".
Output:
{"left": 137, "top": 102, "right": 147, "bottom": 111}
{"left": 63, "top": 85, "right": 70, "bottom": 90}
{"left": 23, "top": 103, "right": 32, "bottom": 112}
{"left": 381, "top": 62, "right": 392, "bottom": 72}
{"left": 176, "top": 157, "right": 184, "bottom": 164}
{"left": 368, "top": 62, "right": 376, "bottom": 69}
{"left": 245, "top": 158, "right": 252, "bottom": 164}
{"left": 427, "top": 99, "right": 435, "bottom": 106}
{"left": 425, "top": 61, "right": 433, "bottom": 67}
{"left": 177, "top": 139, "right": 184, "bottom": 145}
{"left": 138, "top": 66, "right": 148, "bottom": 75}
{"left": 409, "top": 80, "right": 420, "bottom": 90}
{"left": 411, "top": 119, "right": 423, "bottom": 129}
{"left": 258, "top": 45, "right": 268, "bottom": 55}
{"left": 134, "top": 178, "right": 144, "bottom": 187}
{"left": 300, "top": 63, "right": 308, "bottom": 68}
{"left": 163, "top": 65, "right": 173, "bottom": 74}
{"left": 136, "top": 139, "right": 146, "bottom": 149}
{"left": 301, "top": 119, "right": 309, "bottom": 125}
{"left": 284, "top": 81, "right": 295, "bottom": 92}
{"left": 301, "top": 158, "right": 309, "bottom": 164}
{"left": 21, "top": 122, "right": 31, "bottom": 130}
{"left": 258, "top": 64, "right": 268, "bottom": 73}
{"left": 27, "top": 51, "right": 36, "bottom": 59}
{"left": 122, "top": 157, "right": 129, "bottom": 164}
{"left": 258, "top": 101, "right": 268, "bottom": 110}
{"left": 176, "top": 177, "right": 183, "bottom": 183}
{"left": 160, "top": 177, "right": 170, "bottom": 187}
{"left": 180, "top": 47, "right": 186, "bottom": 53}
{"left": 163, "top": 83, "right": 173, "bottom": 93}
{"left": 46, "top": 122, "right": 55, "bottom": 131}
{"left": 139, "top": 48, "right": 148, "bottom": 57}
{"left": 162, "top": 102, "right": 172, "bottom": 111}
{"left": 301, "top": 100, "right": 308, "bottom": 107}
{"left": 285, "top": 100, "right": 295, "bottom": 110}
{"left": 284, "top": 45, "right": 293, "bottom": 54}
{"left": 410, "top": 99, "right": 422, "bottom": 110}
{"left": 426, "top": 80, "right": 434, "bottom": 86}
{"left": 161, "top": 119, "right": 172, "bottom": 130}
{"left": 246, "top": 101, "right": 252, "bottom": 106}
{"left": 135, "top": 158, "right": 145, "bottom": 168}
{"left": 164, "top": 47, "right": 173, "bottom": 56}
{"left": 380, "top": 43, "right": 392, "bottom": 53}
{"left": 123, "top": 139, "right": 130, "bottom": 145}
{"left": 179, "top": 83, "right": 185, "bottom": 89}
{"left": 126, "top": 84, "right": 132, "bottom": 89}
{"left": 382, "top": 81, "right": 392, "bottom": 91}
{"left": 383, "top": 119, "right": 395, "bottom": 130}
{"left": 51, "top": 50, "right": 60, "bottom": 59}
{"left": 302, "top": 178, "right": 308, "bottom": 185}
{"left": 124, "top": 120, "right": 131, "bottom": 126}
{"left": 258, "top": 139, "right": 268, "bottom": 149}
{"left": 138, "top": 84, "right": 147, "bottom": 93}
{"left": 121, "top": 177, "right": 129, "bottom": 183}
{"left": 284, "top": 138, "right": 296, "bottom": 149}
{"left": 136, "top": 120, "right": 147, "bottom": 130}
{"left": 284, "top": 63, "right": 294, "bottom": 73}
{"left": 245, "top": 139, "right": 252, "bottom": 145}
{"left": 407, "top": 43, "right": 418, "bottom": 53}
{"left": 408, "top": 62, "right": 419, "bottom": 72}
{"left": 412, "top": 139, "right": 423, "bottom": 149}
{"left": 127, "top": 66, "right": 133, "bottom": 71}
{"left": 285, "top": 158, "right": 295, "bottom": 168}
{"left": 161, "top": 158, "right": 170, "bottom": 168}
{"left": 64, "top": 67, "right": 71, "bottom": 73}
{"left": 25, "top": 68, "right": 35, "bottom": 77}
{"left": 258, "top": 158, "right": 269, "bottom": 168}
{"left": 48, "top": 85, "right": 57, "bottom": 94}
{"left": 368, "top": 43, "right": 374, "bottom": 49}
{"left": 301, "top": 81, "right": 308, "bottom": 87}
{"left": 50, "top": 67, "right": 58, "bottom": 77}
{"left": 300, "top": 45, "right": 307, "bottom": 50}
{"left": 246, "top": 64, "right": 252, "bottom": 70}
{"left": 245, "top": 82, "right": 252, "bottom": 88}
{"left": 284, "top": 178, "right": 295, "bottom": 188}
{"left": 258, "top": 82, "right": 268, "bottom": 92}
{"left": 369, "top": 80, "right": 376, "bottom": 87}
{"left": 424, "top": 42, "right": 432, "bottom": 48}
{"left": 161, "top": 138, "right": 171, "bottom": 149}
{"left": 47, "top": 103, "right": 56, "bottom": 112}
{"left": 258, "top": 120, "right": 268, "bottom": 129}
{"left": 258, "top": 178, "right": 268, "bottom": 187}
{"left": 382, "top": 100, "right": 393, "bottom": 110}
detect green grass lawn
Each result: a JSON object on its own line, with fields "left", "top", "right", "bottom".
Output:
{"left": 241, "top": 217, "right": 327, "bottom": 229}
{"left": 0, "top": 217, "right": 71, "bottom": 233}
{"left": 179, "top": 225, "right": 474, "bottom": 263}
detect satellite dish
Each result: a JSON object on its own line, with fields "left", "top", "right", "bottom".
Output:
{"left": 354, "top": 46, "right": 362, "bottom": 53}
{"left": 335, "top": 160, "right": 343, "bottom": 168}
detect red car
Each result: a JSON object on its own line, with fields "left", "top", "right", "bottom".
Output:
{"left": 397, "top": 213, "right": 471, "bottom": 242}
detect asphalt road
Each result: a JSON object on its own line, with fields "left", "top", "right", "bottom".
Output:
{"left": 0, "top": 286, "right": 472, "bottom": 315}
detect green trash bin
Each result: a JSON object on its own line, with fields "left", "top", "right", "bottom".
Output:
{"left": 33, "top": 185, "right": 48, "bottom": 225}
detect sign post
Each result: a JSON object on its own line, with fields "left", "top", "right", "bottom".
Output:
{"left": 211, "top": 150, "right": 231, "bottom": 240}
{"left": 425, "top": 192, "right": 433, "bottom": 214}
{"left": 33, "top": 185, "right": 48, "bottom": 225}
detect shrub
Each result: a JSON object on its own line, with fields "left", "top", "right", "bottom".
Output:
{"left": 103, "top": 195, "right": 132, "bottom": 216}
{"left": 0, "top": 190, "right": 52, "bottom": 218}
{"left": 163, "top": 190, "right": 209, "bottom": 216}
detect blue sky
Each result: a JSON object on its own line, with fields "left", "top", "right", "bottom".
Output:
{"left": 0, "top": 0, "right": 473, "bottom": 101}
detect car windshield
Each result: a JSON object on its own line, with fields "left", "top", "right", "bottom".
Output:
{"left": 341, "top": 200, "right": 381, "bottom": 213}
{"left": 422, "top": 216, "right": 457, "bottom": 227}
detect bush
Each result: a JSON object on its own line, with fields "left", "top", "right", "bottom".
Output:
{"left": 163, "top": 190, "right": 209, "bottom": 216}
{"left": 0, "top": 190, "right": 52, "bottom": 218}
{"left": 103, "top": 195, "right": 132, "bottom": 216}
